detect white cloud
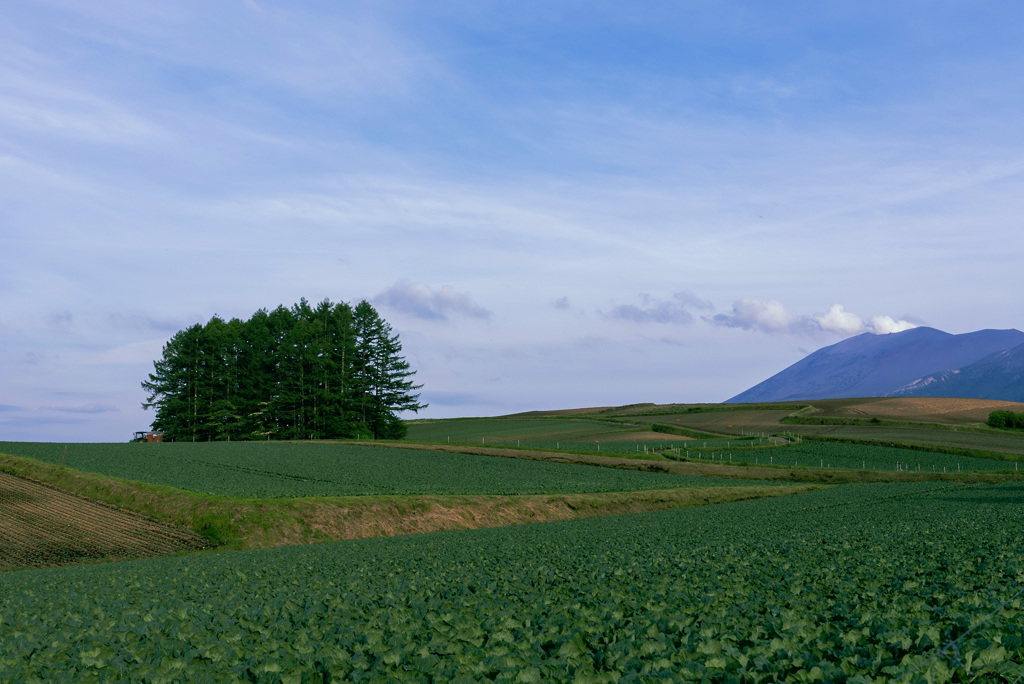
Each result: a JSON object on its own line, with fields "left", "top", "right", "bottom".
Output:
{"left": 868, "top": 315, "right": 917, "bottom": 334}
{"left": 710, "top": 299, "right": 918, "bottom": 337}
{"left": 374, "top": 280, "right": 491, "bottom": 322}
{"left": 710, "top": 298, "right": 801, "bottom": 333}
{"left": 814, "top": 304, "right": 865, "bottom": 336}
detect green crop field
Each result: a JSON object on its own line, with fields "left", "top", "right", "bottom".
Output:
{"left": 510, "top": 438, "right": 755, "bottom": 455}
{"left": 0, "top": 442, "right": 768, "bottom": 498}
{"left": 405, "top": 418, "right": 637, "bottom": 444}
{"left": 666, "top": 438, "right": 1022, "bottom": 473}
{"left": 738, "top": 439, "right": 1021, "bottom": 472}
{"left": 426, "top": 437, "right": 760, "bottom": 456}
{"left": 3, "top": 482, "right": 1022, "bottom": 681}
{"left": 405, "top": 416, "right": 756, "bottom": 451}
{"left": 785, "top": 426, "right": 1024, "bottom": 457}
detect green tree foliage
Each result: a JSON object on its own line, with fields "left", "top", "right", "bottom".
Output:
{"left": 142, "top": 299, "right": 425, "bottom": 441}
{"left": 987, "top": 409, "right": 1024, "bottom": 430}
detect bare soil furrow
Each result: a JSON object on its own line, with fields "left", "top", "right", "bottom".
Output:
{"left": 0, "top": 472, "right": 209, "bottom": 571}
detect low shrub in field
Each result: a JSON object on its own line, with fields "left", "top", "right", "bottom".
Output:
{"left": 989, "top": 410, "right": 1024, "bottom": 431}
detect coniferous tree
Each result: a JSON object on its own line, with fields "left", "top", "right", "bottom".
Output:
{"left": 142, "top": 299, "right": 425, "bottom": 441}
{"left": 354, "top": 301, "right": 425, "bottom": 439}
{"left": 142, "top": 323, "right": 205, "bottom": 440}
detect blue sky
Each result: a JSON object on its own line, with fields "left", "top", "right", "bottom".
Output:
{"left": 2, "top": 2, "right": 1023, "bottom": 441}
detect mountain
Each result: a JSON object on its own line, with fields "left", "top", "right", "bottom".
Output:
{"left": 726, "top": 327, "right": 1024, "bottom": 403}
{"left": 886, "top": 342, "right": 1024, "bottom": 402}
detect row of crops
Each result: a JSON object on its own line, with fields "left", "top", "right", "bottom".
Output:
{"left": 0, "top": 442, "right": 771, "bottom": 498}
{"left": 0, "top": 472, "right": 210, "bottom": 572}
{"left": 3, "top": 482, "right": 1023, "bottom": 681}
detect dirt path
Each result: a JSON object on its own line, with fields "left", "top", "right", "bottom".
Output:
{"left": 0, "top": 472, "right": 209, "bottom": 572}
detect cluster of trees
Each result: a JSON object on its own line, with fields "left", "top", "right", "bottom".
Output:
{"left": 988, "top": 410, "right": 1024, "bottom": 431}
{"left": 142, "top": 298, "right": 425, "bottom": 441}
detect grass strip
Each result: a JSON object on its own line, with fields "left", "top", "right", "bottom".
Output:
{"left": 0, "top": 453, "right": 815, "bottom": 554}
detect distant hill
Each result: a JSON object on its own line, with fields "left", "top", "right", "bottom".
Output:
{"left": 727, "top": 327, "right": 1024, "bottom": 403}
{"left": 886, "top": 342, "right": 1024, "bottom": 402}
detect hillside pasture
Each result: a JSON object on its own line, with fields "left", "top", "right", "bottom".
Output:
{"left": 650, "top": 410, "right": 794, "bottom": 435}
{"left": 404, "top": 417, "right": 636, "bottom": 444}
{"left": 404, "top": 417, "right": 707, "bottom": 452}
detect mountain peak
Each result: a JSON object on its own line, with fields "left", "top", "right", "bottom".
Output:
{"left": 727, "top": 327, "right": 1024, "bottom": 403}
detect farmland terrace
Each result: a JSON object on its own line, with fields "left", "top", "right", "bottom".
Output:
{"left": 2, "top": 398, "right": 1024, "bottom": 680}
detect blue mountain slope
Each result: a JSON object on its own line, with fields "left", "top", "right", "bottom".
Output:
{"left": 727, "top": 327, "right": 1024, "bottom": 403}
{"left": 886, "top": 342, "right": 1024, "bottom": 402}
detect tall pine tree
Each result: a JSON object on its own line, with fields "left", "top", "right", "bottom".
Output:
{"left": 142, "top": 299, "right": 425, "bottom": 441}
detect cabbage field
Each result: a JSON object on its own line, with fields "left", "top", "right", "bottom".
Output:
{"left": 3, "top": 481, "right": 1023, "bottom": 682}
{"left": 0, "top": 442, "right": 770, "bottom": 498}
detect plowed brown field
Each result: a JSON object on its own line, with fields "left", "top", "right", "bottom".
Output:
{"left": 0, "top": 472, "right": 209, "bottom": 571}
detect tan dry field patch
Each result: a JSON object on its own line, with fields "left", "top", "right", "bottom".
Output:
{"left": 273, "top": 486, "right": 812, "bottom": 547}
{"left": 0, "top": 471, "right": 209, "bottom": 571}
{"left": 807, "top": 397, "right": 1024, "bottom": 424}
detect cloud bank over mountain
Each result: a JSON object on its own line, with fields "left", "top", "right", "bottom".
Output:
{"left": 710, "top": 300, "right": 918, "bottom": 337}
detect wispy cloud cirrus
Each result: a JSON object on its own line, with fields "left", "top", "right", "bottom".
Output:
{"left": 603, "top": 292, "right": 713, "bottom": 325}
